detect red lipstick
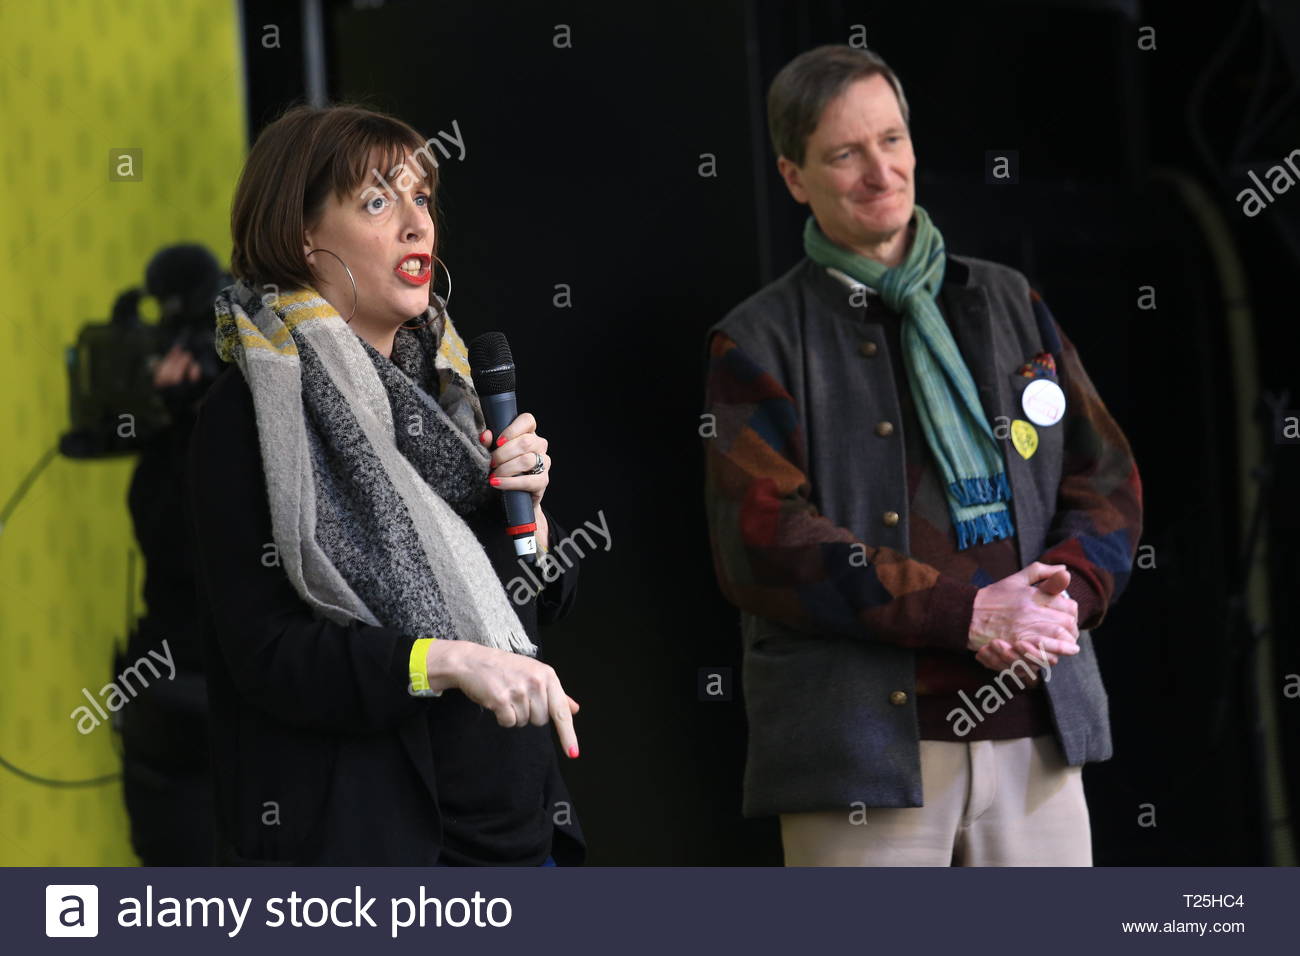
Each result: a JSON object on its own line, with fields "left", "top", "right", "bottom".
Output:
{"left": 394, "top": 253, "right": 431, "bottom": 285}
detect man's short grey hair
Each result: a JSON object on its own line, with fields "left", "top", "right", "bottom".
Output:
{"left": 767, "top": 44, "right": 910, "bottom": 167}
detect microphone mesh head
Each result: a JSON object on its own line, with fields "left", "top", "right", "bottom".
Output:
{"left": 468, "top": 331, "right": 516, "bottom": 396}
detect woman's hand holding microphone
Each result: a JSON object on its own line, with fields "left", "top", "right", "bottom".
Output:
{"left": 480, "top": 411, "right": 550, "bottom": 551}
{"left": 420, "top": 411, "right": 579, "bottom": 758}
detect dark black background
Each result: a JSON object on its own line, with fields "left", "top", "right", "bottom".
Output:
{"left": 240, "top": 0, "right": 1300, "bottom": 865}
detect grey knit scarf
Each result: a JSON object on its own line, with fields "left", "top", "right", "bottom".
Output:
{"left": 212, "top": 281, "right": 536, "bottom": 656}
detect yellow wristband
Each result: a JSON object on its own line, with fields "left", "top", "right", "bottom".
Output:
{"left": 408, "top": 638, "right": 442, "bottom": 697}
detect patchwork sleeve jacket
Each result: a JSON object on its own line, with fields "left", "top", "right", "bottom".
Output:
{"left": 703, "top": 255, "right": 1143, "bottom": 817}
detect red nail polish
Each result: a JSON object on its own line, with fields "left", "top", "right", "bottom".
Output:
{"left": 496, "top": 435, "right": 506, "bottom": 447}
{"left": 479, "top": 430, "right": 489, "bottom": 444}
{"left": 489, "top": 475, "right": 500, "bottom": 487}
{"left": 568, "top": 746, "right": 579, "bottom": 759}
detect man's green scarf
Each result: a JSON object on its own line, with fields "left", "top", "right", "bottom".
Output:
{"left": 803, "top": 205, "right": 1014, "bottom": 549}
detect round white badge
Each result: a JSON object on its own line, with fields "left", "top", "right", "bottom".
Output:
{"left": 1021, "top": 378, "right": 1066, "bottom": 427}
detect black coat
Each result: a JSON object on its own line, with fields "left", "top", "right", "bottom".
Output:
{"left": 186, "top": 365, "right": 585, "bottom": 865}
{"left": 122, "top": 380, "right": 216, "bottom": 865}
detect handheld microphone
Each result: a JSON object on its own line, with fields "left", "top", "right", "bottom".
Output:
{"left": 468, "top": 331, "right": 537, "bottom": 562}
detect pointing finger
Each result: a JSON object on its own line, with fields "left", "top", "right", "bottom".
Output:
{"left": 549, "top": 674, "right": 579, "bottom": 758}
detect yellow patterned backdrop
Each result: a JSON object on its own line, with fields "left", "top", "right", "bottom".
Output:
{"left": 0, "top": 0, "right": 246, "bottom": 864}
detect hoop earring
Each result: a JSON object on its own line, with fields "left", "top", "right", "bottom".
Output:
{"left": 400, "top": 254, "right": 452, "bottom": 331}
{"left": 305, "top": 247, "right": 358, "bottom": 323}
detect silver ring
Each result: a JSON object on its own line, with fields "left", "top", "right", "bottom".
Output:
{"left": 524, "top": 452, "right": 545, "bottom": 476}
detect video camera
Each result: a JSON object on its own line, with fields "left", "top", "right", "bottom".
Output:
{"left": 61, "top": 244, "right": 230, "bottom": 458}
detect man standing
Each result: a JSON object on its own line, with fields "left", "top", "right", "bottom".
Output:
{"left": 703, "top": 45, "right": 1142, "bottom": 866}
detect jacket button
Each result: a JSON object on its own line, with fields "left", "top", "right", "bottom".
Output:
{"left": 859, "top": 340, "right": 878, "bottom": 357}
{"left": 889, "top": 690, "right": 908, "bottom": 706}
{"left": 875, "top": 420, "right": 895, "bottom": 437}
{"left": 882, "top": 510, "right": 900, "bottom": 527}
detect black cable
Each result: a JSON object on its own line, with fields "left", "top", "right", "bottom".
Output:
{"left": 1231, "top": 5, "right": 1275, "bottom": 166}
{"left": 1185, "top": 0, "right": 1256, "bottom": 175}
{"left": 1236, "top": 86, "right": 1300, "bottom": 161}
{"left": 0, "top": 444, "right": 124, "bottom": 788}
{"left": 0, "top": 443, "right": 58, "bottom": 533}
{"left": 0, "top": 753, "right": 120, "bottom": 789}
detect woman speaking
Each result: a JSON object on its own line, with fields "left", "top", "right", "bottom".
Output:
{"left": 187, "top": 104, "right": 584, "bottom": 865}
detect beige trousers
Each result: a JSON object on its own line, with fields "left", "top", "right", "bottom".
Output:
{"left": 780, "top": 735, "right": 1092, "bottom": 866}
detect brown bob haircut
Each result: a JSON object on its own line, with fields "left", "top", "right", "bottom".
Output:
{"left": 229, "top": 103, "right": 441, "bottom": 293}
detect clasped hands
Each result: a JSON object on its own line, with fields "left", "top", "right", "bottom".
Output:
{"left": 967, "top": 562, "right": 1079, "bottom": 685}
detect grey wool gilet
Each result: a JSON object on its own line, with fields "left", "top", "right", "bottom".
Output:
{"left": 710, "top": 255, "right": 1112, "bottom": 817}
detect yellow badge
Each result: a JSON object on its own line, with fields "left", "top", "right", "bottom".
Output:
{"left": 1011, "top": 419, "right": 1038, "bottom": 459}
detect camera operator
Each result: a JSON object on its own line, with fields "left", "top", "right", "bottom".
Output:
{"left": 118, "top": 244, "right": 225, "bottom": 865}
